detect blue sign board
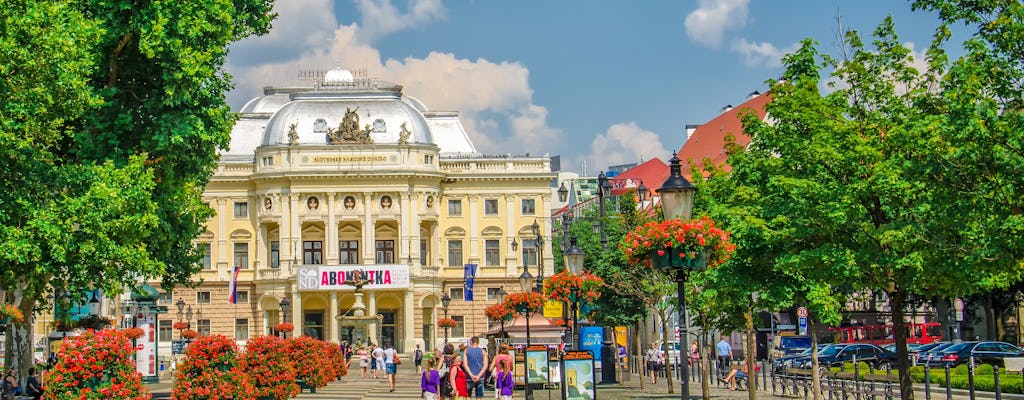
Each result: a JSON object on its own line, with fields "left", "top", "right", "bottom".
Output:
{"left": 579, "top": 326, "right": 604, "bottom": 362}
{"left": 798, "top": 317, "right": 808, "bottom": 336}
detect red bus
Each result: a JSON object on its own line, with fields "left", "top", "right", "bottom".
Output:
{"left": 829, "top": 321, "right": 942, "bottom": 345}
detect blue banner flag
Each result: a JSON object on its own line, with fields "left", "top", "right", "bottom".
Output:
{"left": 463, "top": 264, "right": 478, "bottom": 301}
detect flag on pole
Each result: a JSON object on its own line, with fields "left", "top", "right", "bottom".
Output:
{"left": 228, "top": 265, "right": 241, "bottom": 304}
{"left": 463, "top": 264, "right": 478, "bottom": 301}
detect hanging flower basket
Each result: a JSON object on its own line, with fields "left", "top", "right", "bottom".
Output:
{"left": 543, "top": 270, "right": 604, "bottom": 304}
{"left": 0, "top": 304, "right": 24, "bottom": 323}
{"left": 182, "top": 329, "right": 199, "bottom": 339}
{"left": 504, "top": 292, "right": 545, "bottom": 314}
{"left": 437, "top": 318, "right": 458, "bottom": 328}
{"left": 621, "top": 217, "right": 735, "bottom": 270}
{"left": 75, "top": 315, "right": 114, "bottom": 330}
{"left": 173, "top": 321, "right": 190, "bottom": 330}
{"left": 484, "top": 303, "right": 513, "bottom": 321}
{"left": 275, "top": 322, "right": 294, "bottom": 333}
{"left": 124, "top": 327, "right": 145, "bottom": 339}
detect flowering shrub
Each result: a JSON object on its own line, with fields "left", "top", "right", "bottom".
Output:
{"left": 285, "top": 336, "right": 335, "bottom": 388}
{"left": 123, "top": 327, "right": 145, "bottom": 339}
{"left": 46, "top": 329, "right": 149, "bottom": 399}
{"left": 239, "top": 335, "right": 298, "bottom": 400}
{"left": 504, "top": 291, "right": 546, "bottom": 314}
{"left": 173, "top": 321, "right": 190, "bottom": 330}
{"left": 621, "top": 217, "right": 735, "bottom": 269}
{"left": 324, "top": 341, "right": 347, "bottom": 378}
{"left": 437, "top": 318, "right": 458, "bottom": 328}
{"left": 543, "top": 270, "right": 604, "bottom": 303}
{"left": 484, "top": 303, "right": 513, "bottom": 321}
{"left": 0, "top": 304, "right": 24, "bottom": 322}
{"left": 275, "top": 322, "right": 294, "bottom": 332}
{"left": 182, "top": 329, "right": 199, "bottom": 339}
{"left": 172, "top": 334, "right": 256, "bottom": 400}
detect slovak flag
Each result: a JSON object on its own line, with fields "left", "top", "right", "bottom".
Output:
{"left": 228, "top": 265, "right": 241, "bottom": 304}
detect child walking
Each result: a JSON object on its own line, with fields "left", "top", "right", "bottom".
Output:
{"left": 495, "top": 358, "right": 514, "bottom": 400}
{"left": 421, "top": 357, "right": 440, "bottom": 400}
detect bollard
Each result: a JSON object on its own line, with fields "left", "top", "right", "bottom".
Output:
{"left": 924, "top": 363, "right": 931, "bottom": 400}
{"left": 995, "top": 364, "right": 1002, "bottom": 400}
{"left": 944, "top": 364, "right": 952, "bottom": 400}
{"left": 968, "top": 356, "right": 976, "bottom": 400}
{"left": 854, "top": 355, "right": 861, "bottom": 400}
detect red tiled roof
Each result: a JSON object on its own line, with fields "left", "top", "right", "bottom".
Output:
{"left": 609, "top": 157, "right": 668, "bottom": 196}
{"left": 677, "top": 92, "right": 771, "bottom": 175}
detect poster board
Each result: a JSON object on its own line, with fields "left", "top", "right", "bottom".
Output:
{"left": 525, "top": 346, "right": 549, "bottom": 384}
{"left": 563, "top": 350, "right": 596, "bottom": 400}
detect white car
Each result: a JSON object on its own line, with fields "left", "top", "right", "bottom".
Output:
{"left": 655, "top": 341, "right": 683, "bottom": 366}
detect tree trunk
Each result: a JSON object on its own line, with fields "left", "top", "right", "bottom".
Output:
{"left": 985, "top": 294, "right": 996, "bottom": 340}
{"left": 746, "top": 305, "right": 757, "bottom": 400}
{"left": 809, "top": 319, "right": 822, "bottom": 400}
{"left": 934, "top": 297, "right": 951, "bottom": 341}
{"left": 636, "top": 320, "right": 645, "bottom": 390}
{"left": 891, "top": 290, "right": 914, "bottom": 400}
{"left": 660, "top": 309, "right": 675, "bottom": 394}
{"left": 4, "top": 285, "right": 35, "bottom": 389}
{"left": 702, "top": 330, "right": 710, "bottom": 400}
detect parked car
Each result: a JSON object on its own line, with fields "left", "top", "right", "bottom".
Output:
{"left": 927, "top": 341, "right": 1024, "bottom": 367}
{"left": 770, "top": 335, "right": 812, "bottom": 360}
{"left": 772, "top": 344, "right": 835, "bottom": 373}
{"left": 793, "top": 343, "right": 897, "bottom": 371}
{"left": 918, "top": 342, "right": 959, "bottom": 366}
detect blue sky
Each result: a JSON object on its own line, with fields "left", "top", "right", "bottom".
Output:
{"left": 225, "top": 0, "right": 950, "bottom": 175}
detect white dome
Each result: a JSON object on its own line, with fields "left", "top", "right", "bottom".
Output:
{"left": 323, "top": 66, "right": 354, "bottom": 84}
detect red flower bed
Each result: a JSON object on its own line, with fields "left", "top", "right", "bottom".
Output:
{"left": 543, "top": 270, "right": 604, "bottom": 303}
{"left": 275, "top": 322, "right": 294, "bottom": 332}
{"left": 285, "top": 336, "right": 335, "bottom": 389}
{"left": 485, "top": 303, "right": 513, "bottom": 321}
{"left": 172, "top": 334, "right": 256, "bottom": 400}
{"left": 437, "top": 318, "right": 458, "bottom": 328}
{"left": 123, "top": 327, "right": 145, "bottom": 339}
{"left": 46, "top": 329, "right": 149, "bottom": 399}
{"left": 239, "top": 335, "right": 298, "bottom": 400}
{"left": 182, "top": 329, "right": 199, "bottom": 339}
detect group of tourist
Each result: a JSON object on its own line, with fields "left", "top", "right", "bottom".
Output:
{"left": 418, "top": 337, "right": 514, "bottom": 400}
{"left": 348, "top": 340, "right": 401, "bottom": 391}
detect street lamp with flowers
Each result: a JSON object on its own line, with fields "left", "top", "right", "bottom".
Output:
{"left": 440, "top": 293, "right": 451, "bottom": 345}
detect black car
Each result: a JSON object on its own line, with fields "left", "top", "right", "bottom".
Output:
{"left": 772, "top": 344, "right": 835, "bottom": 373}
{"left": 793, "top": 344, "right": 897, "bottom": 371}
{"left": 928, "top": 341, "right": 1024, "bottom": 367}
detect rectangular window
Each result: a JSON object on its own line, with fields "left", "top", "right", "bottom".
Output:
{"left": 233, "top": 202, "right": 248, "bottom": 218}
{"left": 485, "top": 239, "right": 500, "bottom": 266}
{"left": 236, "top": 291, "right": 249, "bottom": 304}
{"left": 420, "top": 239, "right": 428, "bottom": 266}
{"left": 270, "top": 241, "right": 280, "bottom": 268}
{"left": 303, "top": 241, "right": 323, "bottom": 265}
{"left": 424, "top": 154, "right": 434, "bottom": 165}
{"left": 448, "top": 200, "right": 462, "bottom": 216}
{"left": 486, "top": 287, "right": 502, "bottom": 301}
{"left": 197, "top": 319, "right": 211, "bottom": 336}
{"left": 261, "top": 156, "right": 274, "bottom": 166}
{"left": 158, "top": 320, "right": 172, "bottom": 342}
{"left": 196, "top": 291, "right": 211, "bottom": 304}
{"left": 235, "top": 318, "right": 249, "bottom": 340}
{"left": 449, "top": 287, "right": 465, "bottom": 301}
{"left": 375, "top": 240, "right": 395, "bottom": 264}
{"left": 521, "top": 199, "right": 535, "bottom": 215}
{"left": 233, "top": 242, "right": 249, "bottom": 269}
{"left": 484, "top": 199, "right": 499, "bottom": 215}
{"left": 159, "top": 291, "right": 172, "bottom": 304}
{"left": 452, "top": 315, "right": 465, "bottom": 337}
{"left": 447, "top": 240, "right": 463, "bottom": 267}
{"left": 200, "top": 243, "right": 212, "bottom": 270}
{"left": 522, "top": 239, "right": 538, "bottom": 266}
{"left": 339, "top": 241, "right": 359, "bottom": 264}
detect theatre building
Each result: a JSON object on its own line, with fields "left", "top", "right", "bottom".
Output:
{"left": 159, "top": 67, "right": 555, "bottom": 353}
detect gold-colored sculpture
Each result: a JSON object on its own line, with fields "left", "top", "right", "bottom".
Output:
{"left": 398, "top": 122, "right": 411, "bottom": 144}
{"left": 288, "top": 123, "right": 299, "bottom": 145}
{"left": 327, "top": 107, "right": 374, "bottom": 144}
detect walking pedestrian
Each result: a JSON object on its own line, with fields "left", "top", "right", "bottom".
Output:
{"left": 384, "top": 342, "right": 398, "bottom": 392}
{"left": 422, "top": 357, "right": 441, "bottom": 400}
{"left": 449, "top": 354, "right": 470, "bottom": 400}
{"left": 373, "top": 343, "right": 386, "bottom": 378}
{"left": 646, "top": 343, "right": 664, "bottom": 384}
{"left": 415, "top": 344, "right": 425, "bottom": 374}
{"left": 715, "top": 338, "right": 733, "bottom": 377}
{"left": 488, "top": 343, "right": 512, "bottom": 379}
{"left": 494, "top": 358, "right": 513, "bottom": 400}
{"left": 464, "top": 336, "right": 489, "bottom": 399}
{"left": 359, "top": 346, "right": 370, "bottom": 378}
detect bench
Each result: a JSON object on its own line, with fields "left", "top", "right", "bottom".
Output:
{"left": 859, "top": 374, "right": 898, "bottom": 400}
{"left": 296, "top": 379, "right": 316, "bottom": 394}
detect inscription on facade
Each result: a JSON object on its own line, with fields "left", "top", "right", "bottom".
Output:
{"left": 313, "top": 155, "right": 388, "bottom": 163}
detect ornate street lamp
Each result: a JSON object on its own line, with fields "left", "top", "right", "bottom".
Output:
{"left": 517, "top": 269, "right": 536, "bottom": 400}
{"left": 279, "top": 297, "right": 291, "bottom": 339}
{"left": 531, "top": 219, "right": 544, "bottom": 292}
{"left": 558, "top": 181, "right": 569, "bottom": 202}
{"left": 657, "top": 152, "right": 703, "bottom": 400}
{"left": 87, "top": 290, "right": 101, "bottom": 316}
{"left": 175, "top": 298, "right": 185, "bottom": 315}
{"left": 563, "top": 236, "right": 585, "bottom": 350}
{"left": 637, "top": 181, "right": 649, "bottom": 205}
{"left": 440, "top": 293, "right": 451, "bottom": 345}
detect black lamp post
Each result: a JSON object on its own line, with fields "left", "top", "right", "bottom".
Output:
{"left": 563, "top": 237, "right": 585, "bottom": 350}
{"left": 558, "top": 181, "right": 569, "bottom": 203}
{"left": 495, "top": 288, "right": 508, "bottom": 343}
{"left": 87, "top": 290, "right": 101, "bottom": 316}
{"left": 441, "top": 293, "right": 451, "bottom": 345}
{"left": 657, "top": 152, "right": 703, "bottom": 400}
{"left": 531, "top": 219, "right": 544, "bottom": 292}
{"left": 175, "top": 298, "right": 185, "bottom": 340}
{"left": 518, "top": 269, "right": 535, "bottom": 400}
{"left": 279, "top": 297, "right": 291, "bottom": 339}
{"left": 596, "top": 171, "right": 612, "bottom": 248}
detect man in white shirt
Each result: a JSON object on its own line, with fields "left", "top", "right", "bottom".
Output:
{"left": 372, "top": 345, "right": 385, "bottom": 379}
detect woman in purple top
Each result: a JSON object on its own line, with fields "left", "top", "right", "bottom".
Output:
{"left": 495, "top": 358, "right": 514, "bottom": 400}
{"left": 421, "top": 357, "right": 440, "bottom": 400}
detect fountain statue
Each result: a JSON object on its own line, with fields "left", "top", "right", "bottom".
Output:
{"left": 336, "top": 270, "right": 383, "bottom": 345}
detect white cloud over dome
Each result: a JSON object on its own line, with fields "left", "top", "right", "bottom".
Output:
{"left": 581, "top": 122, "right": 669, "bottom": 174}
{"left": 685, "top": 0, "right": 750, "bottom": 48}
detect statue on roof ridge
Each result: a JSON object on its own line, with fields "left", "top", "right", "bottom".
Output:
{"left": 327, "top": 107, "right": 373, "bottom": 144}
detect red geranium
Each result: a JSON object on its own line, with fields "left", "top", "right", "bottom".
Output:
{"left": 46, "top": 329, "right": 149, "bottom": 399}
{"left": 275, "top": 322, "right": 294, "bottom": 332}
{"left": 503, "top": 291, "right": 545, "bottom": 314}
{"left": 173, "top": 321, "right": 190, "bottom": 330}
{"left": 325, "top": 341, "right": 348, "bottom": 378}
{"left": 484, "top": 303, "right": 513, "bottom": 321}
{"left": 543, "top": 270, "right": 604, "bottom": 303}
{"left": 182, "top": 329, "right": 199, "bottom": 339}
{"left": 239, "top": 335, "right": 299, "bottom": 400}
{"left": 0, "top": 304, "right": 24, "bottom": 322}
{"left": 172, "top": 334, "right": 256, "bottom": 400}
{"left": 621, "top": 217, "right": 735, "bottom": 268}
{"left": 124, "top": 327, "right": 145, "bottom": 339}
{"left": 285, "top": 336, "right": 335, "bottom": 389}
{"left": 437, "top": 318, "right": 458, "bottom": 328}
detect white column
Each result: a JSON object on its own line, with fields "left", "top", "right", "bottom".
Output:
{"left": 403, "top": 290, "right": 415, "bottom": 353}
{"left": 410, "top": 193, "right": 421, "bottom": 270}
{"left": 293, "top": 194, "right": 303, "bottom": 269}
{"left": 280, "top": 194, "right": 292, "bottom": 265}
{"left": 367, "top": 292, "right": 378, "bottom": 345}
{"left": 217, "top": 198, "right": 228, "bottom": 269}
{"left": 363, "top": 193, "right": 374, "bottom": 264}
{"left": 291, "top": 289, "right": 302, "bottom": 337}
{"left": 400, "top": 192, "right": 412, "bottom": 267}
{"left": 255, "top": 223, "right": 265, "bottom": 270}
{"left": 329, "top": 291, "right": 339, "bottom": 344}
{"left": 504, "top": 195, "right": 517, "bottom": 277}
{"left": 326, "top": 193, "right": 338, "bottom": 264}
{"left": 468, "top": 195, "right": 479, "bottom": 265}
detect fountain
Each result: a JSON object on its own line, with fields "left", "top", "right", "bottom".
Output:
{"left": 336, "top": 270, "right": 383, "bottom": 345}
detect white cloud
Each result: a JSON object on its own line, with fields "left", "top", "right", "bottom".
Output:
{"left": 353, "top": 0, "right": 446, "bottom": 42}
{"left": 224, "top": 0, "right": 562, "bottom": 156}
{"left": 685, "top": 0, "right": 750, "bottom": 48}
{"left": 582, "top": 123, "right": 669, "bottom": 172}
{"left": 731, "top": 38, "right": 796, "bottom": 68}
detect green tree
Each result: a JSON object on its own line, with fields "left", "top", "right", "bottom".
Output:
{"left": 0, "top": 0, "right": 274, "bottom": 378}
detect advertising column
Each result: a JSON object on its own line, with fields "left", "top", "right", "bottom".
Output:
{"left": 135, "top": 311, "right": 156, "bottom": 379}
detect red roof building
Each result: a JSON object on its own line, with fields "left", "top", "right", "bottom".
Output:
{"left": 677, "top": 91, "right": 771, "bottom": 175}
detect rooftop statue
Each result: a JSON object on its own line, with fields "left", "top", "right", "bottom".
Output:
{"left": 398, "top": 122, "right": 412, "bottom": 145}
{"left": 327, "top": 107, "right": 374, "bottom": 144}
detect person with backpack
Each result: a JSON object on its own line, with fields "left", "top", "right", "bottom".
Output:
{"left": 494, "top": 358, "right": 513, "bottom": 400}
{"left": 415, "top": 344, "right": 425, "bottom": 374}
{"left": 421, "top": 356, "right": 441, "bottom": 400}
